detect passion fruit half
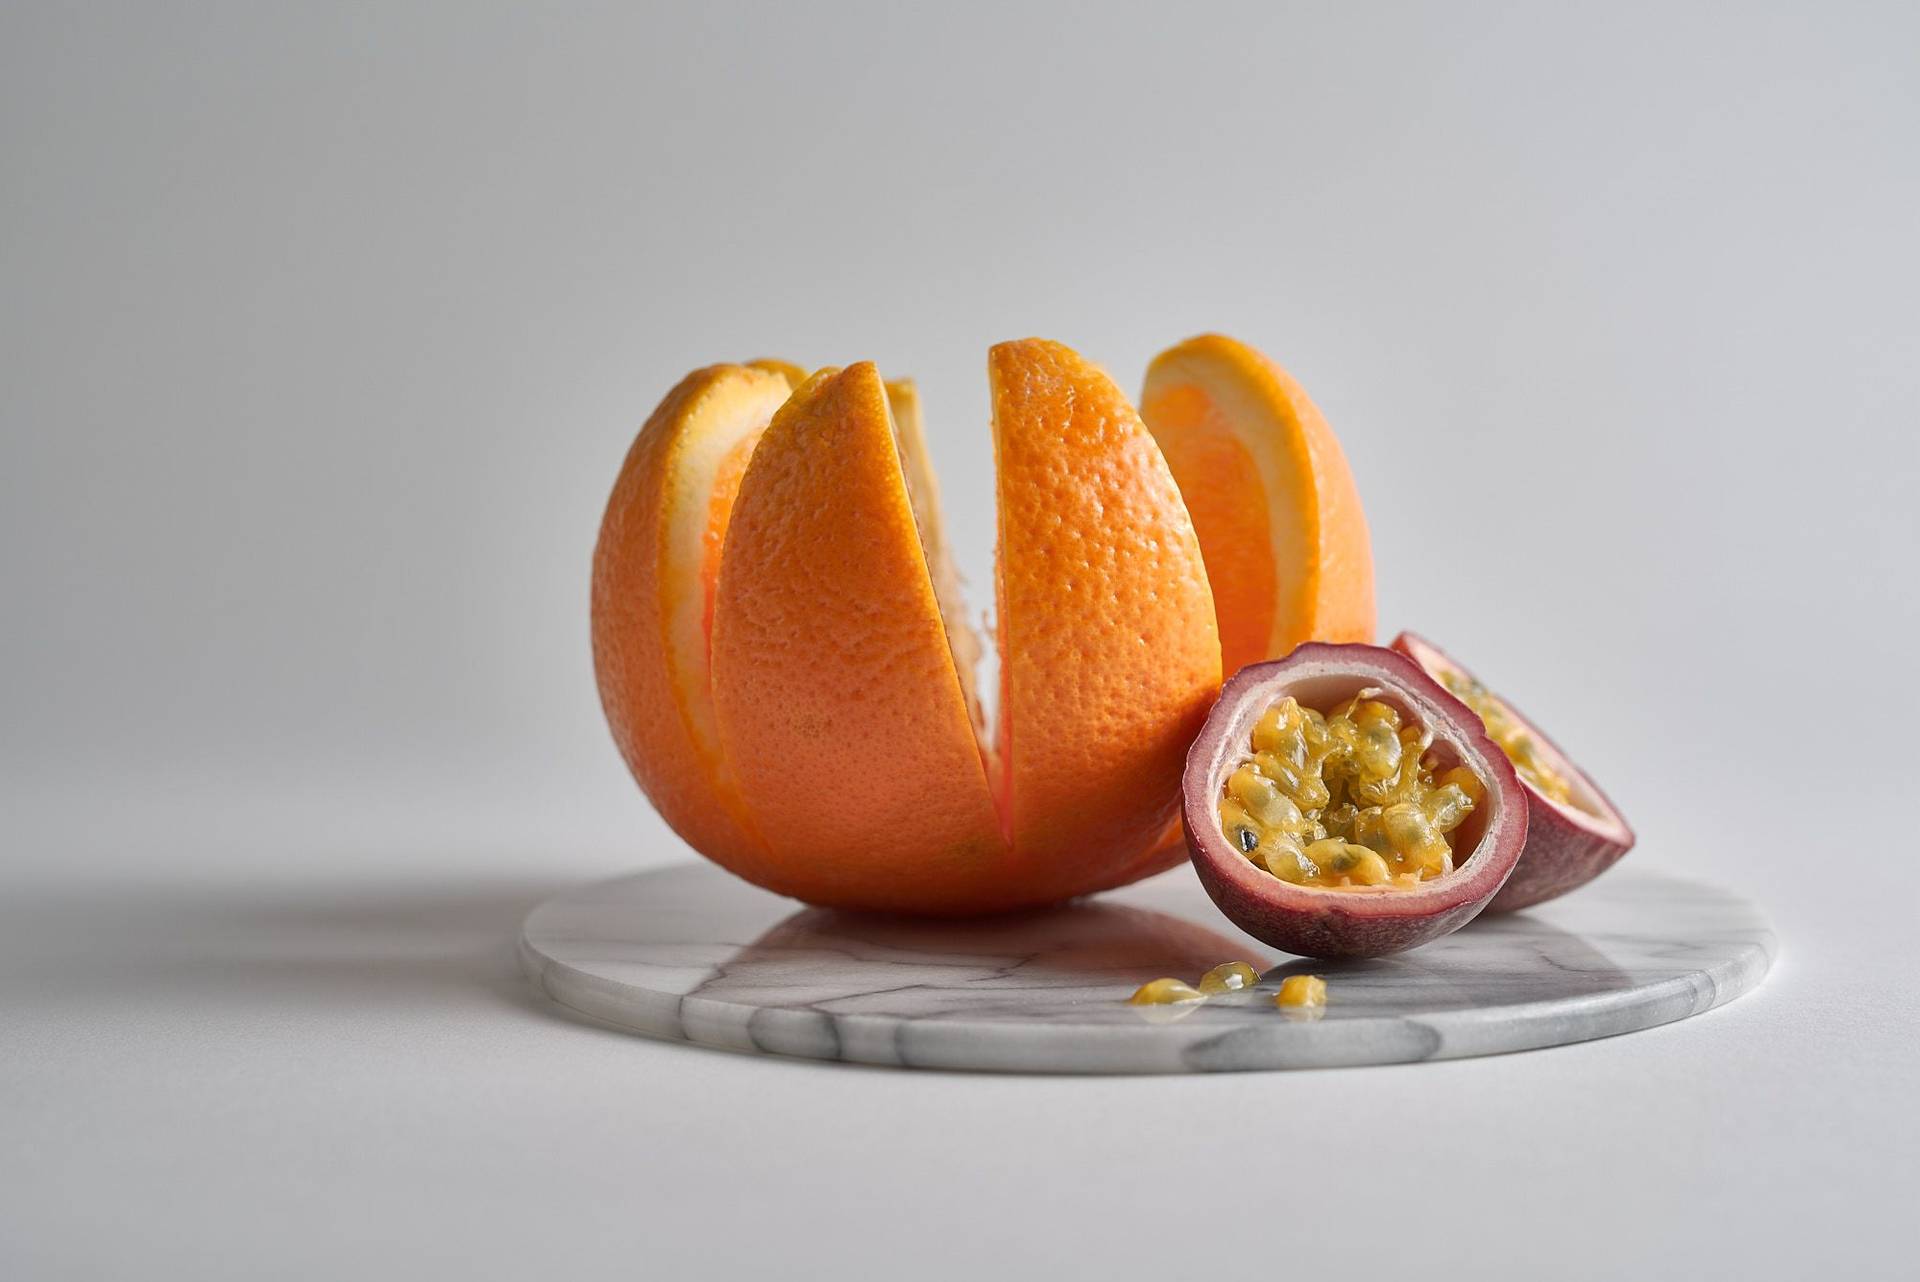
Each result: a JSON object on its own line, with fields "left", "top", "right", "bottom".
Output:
{"left": 1184, "top": 643, "right": 1528, "bottom": 958}
{"left": 1392, "top": 632, "right": 1636, "bottom": 912}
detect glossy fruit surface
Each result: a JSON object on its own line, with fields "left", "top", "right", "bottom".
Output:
{"left": 1392, "top": 632, "right": 1635, "bottom": 911}
{"left": 1184, "top": 644, "right": 1528, "bottom": 957}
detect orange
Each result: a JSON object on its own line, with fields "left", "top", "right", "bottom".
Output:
{"left": 1141, "top": 334, "right": 1375, "bottom": 676}
{"left": 592, "top": 335, "right": 1365, "bottom": 916}
{"left": 709, "top": 364, "right": 1011, "bottom": 913}
{"left": 744, "top": 362, "right": 986, "bottom": 732}
{"left": 745, "top": 357, "right": 809, "bottom": 389}
{"left": 990, "top": 339, "right": 1220, "bottom": 899}
{"left": 884, "top": 373, "right": 987, "bottom": 740}
{"left": 591, "top": 363, "right": 795, "bottom": 891}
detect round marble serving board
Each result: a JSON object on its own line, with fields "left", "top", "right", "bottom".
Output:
{"left": 519, "top": 863, "right": 1773, "bottom": 1074}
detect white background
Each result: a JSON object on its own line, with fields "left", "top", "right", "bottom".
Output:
{"left": 4, "top": 3, "right": 1916, "bottom": 1278}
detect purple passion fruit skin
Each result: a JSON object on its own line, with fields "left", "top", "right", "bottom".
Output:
{"left": 1184, "top": 644, "right": 1529, "bottom": 959}
{"left": 1391, "top": 632, "right": 1636, "bottom": 913}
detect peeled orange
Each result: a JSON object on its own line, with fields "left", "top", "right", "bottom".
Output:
{"left": 593, "top": 335, "right": 1370, "bottom": 914}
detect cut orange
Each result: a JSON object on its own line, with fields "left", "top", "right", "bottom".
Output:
{"left": 990, "top": 339, "right": 1220, "bottom": 898}
{"left": 591, "top": 364, "right": 793, "bottom": 890}
{"left": 709, "top": 364, "right": 1010, "bottom": 913}
{"left": 745, "top": 357, "right": 809, "bottom": 390}
{"left": 1141, "top": 334, "right": 1375, "bottom": 676}
{"left": 593, "top": 336, "right": 1343, "bottom": 916}
{"left": 885, "top": 374, "right": 987, "bottom": 742}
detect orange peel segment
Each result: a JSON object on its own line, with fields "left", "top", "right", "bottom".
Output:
{"left": 591, "top": 364, "right": 792, "bottom": 887}
{"left": 745, "top": 357, "right": 809, "bottom": 390}
{"left": 709, "top": 363, "right": 1010, "bottom": 913}
{"left": 1141, "top": 334, "right": 1375, "bottom": 676}
{"left": 990, "top": 338, "right": 1222, "bottom": 895}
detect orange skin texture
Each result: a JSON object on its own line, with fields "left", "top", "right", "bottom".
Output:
{"left": 709, "top": 364, "right": 1013, "bottom": 913}
{"left": 597, "top": 337, "right": 1357, "bottom": 916}
{"left": 990, "top": 339, "right": 1222, "bottom": 899}
{"left": 591, "top": 364, "right": 793, "bottom": 891}
{"left": 1142, "top": 334, "right": 1375, "bottom": 676}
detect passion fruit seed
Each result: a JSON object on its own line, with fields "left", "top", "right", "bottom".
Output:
{"left": 1129, "top": 961, "right": 1286, "bottom": 1008}
{"left": 1197, "top": 961, "right": 1261, "bottom": 994}
{"left": 1219, "top": 693, "right": 1481, "bottom": 890}
{"left": 1438, "top": 669, "right": 1575, "bottom": 805}
{"left": 1275, "top": 974, "right": 1327, "bottom": 1009}
{"left": 1128, "top": 977, "right": 1205, "bottom": 1005}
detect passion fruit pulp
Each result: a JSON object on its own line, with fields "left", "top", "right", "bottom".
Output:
{"left": 1392, "top": 632, "right": 1636, "bottom": 912}
{"left": 1184, "top": 644, "right": 1529, "bottom": 958}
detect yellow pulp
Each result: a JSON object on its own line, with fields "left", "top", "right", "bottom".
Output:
{"left": 1437, "top": 670, "right": 1574, "bottom": 806}
{"left": 1275, "top": 975, "right": 1327, "bottom": 1009}
{"left": 1197, "top": 961, "right": 1259, "bottom": 994}
{"left": 1128, "top": 977, "right": 1204, "bottom": 1005}
{"left": 1129, "top": 961, "right": 1263, "bottom": 1005}
{"left": 1218, "top": 693, "right": 1481, "bottom": 890}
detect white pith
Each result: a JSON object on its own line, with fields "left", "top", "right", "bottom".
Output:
{"left": 665, "top": 375, "right": 790, "bottom": 763}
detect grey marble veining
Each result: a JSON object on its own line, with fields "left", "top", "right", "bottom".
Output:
{"left": 519, "top": 863, "right": 1773, "bottom": 1073}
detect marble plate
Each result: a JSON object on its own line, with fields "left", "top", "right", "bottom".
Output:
{"left": 519, "top": 863, "right": 1773, "bottom": 1074}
